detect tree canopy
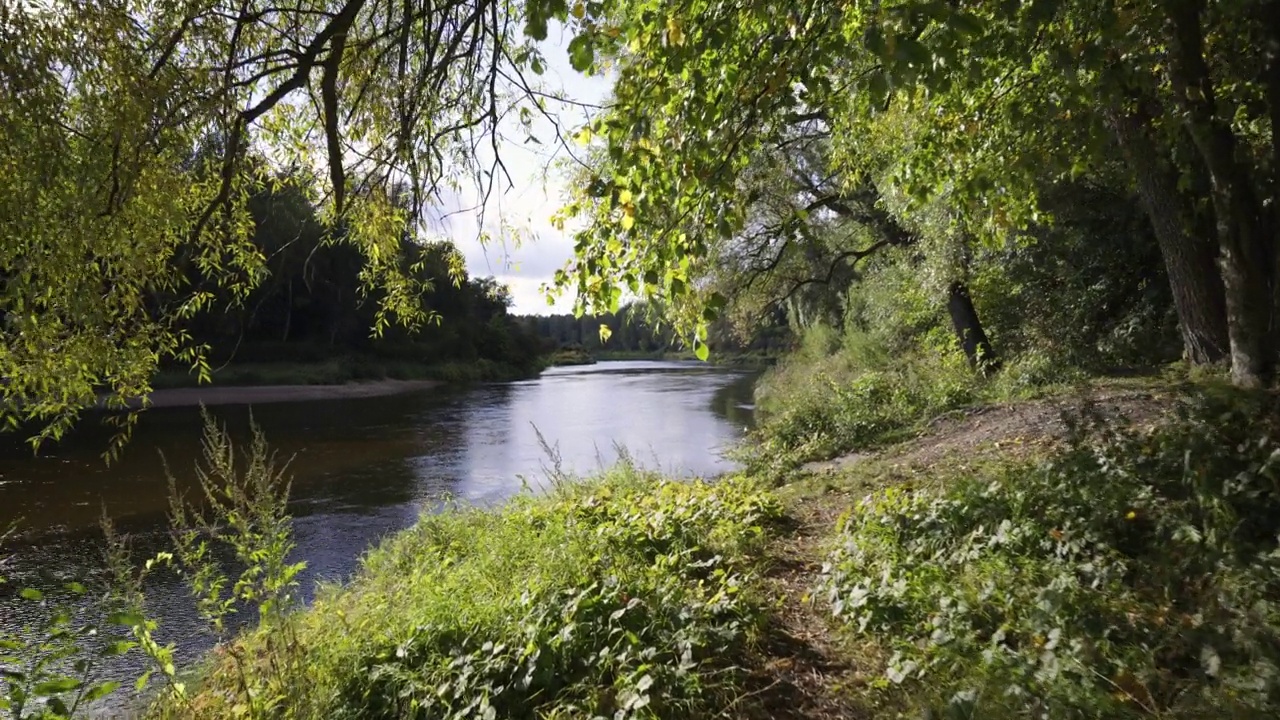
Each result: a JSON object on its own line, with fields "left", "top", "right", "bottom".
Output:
{"left": 0, "top": 0, "right": 581, "bottom": 440}
{"left": 1, "top": 0, "right": 1278, "bottom": 444}
{"left": 553, "top": 0, "right": 1277, "bottom": 384}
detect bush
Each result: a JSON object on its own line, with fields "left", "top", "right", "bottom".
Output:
{"left": 157, "top": 466, "right": 782, "bottom": 719}
{"left": 820, "top": 394, "right": 1280, "bottom": 718}
{"left": 752, "top": 324, "right": 979, "bottom": 467}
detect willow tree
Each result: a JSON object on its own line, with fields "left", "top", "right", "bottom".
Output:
{"left": 552, "top": 0, "right": 1276, "bottom": 387}
{"left": 0, "top": 0, "right": 582, "bottom": 444}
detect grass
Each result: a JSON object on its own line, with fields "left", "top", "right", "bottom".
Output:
{"left": 760, "top": 379, "right": 1280, "bottom": 719}
{"left": 546, "top": 346, "right": 598, "bottom": 366}
{"left": 145, "top": 462, "right": 782, "bottom": 719}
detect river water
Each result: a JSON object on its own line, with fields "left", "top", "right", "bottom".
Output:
{"left": 0, "top": 361, "right": 756, "bottom": 711}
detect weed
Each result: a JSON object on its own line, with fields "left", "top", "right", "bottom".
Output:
{"left": 820, "top": 394, "right": 1280, "bottom": 718}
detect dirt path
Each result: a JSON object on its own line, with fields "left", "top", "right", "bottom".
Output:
{"left": 802, "top": 388, "right": 1175, "bottom": 475}
{"left": 740, "top": 494, "right": 869, "bottom": 720}
{"left": 127, "top": 379, "right": 443, "bottom": 408}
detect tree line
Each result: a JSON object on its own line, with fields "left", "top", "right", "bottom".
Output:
{"left": 176, "top": 171, "right": 543, "bottom": 376}
{"left": 517, "top": 303, "right": 789, "bottom": 355}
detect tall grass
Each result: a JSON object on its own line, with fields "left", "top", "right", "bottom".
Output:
{"left": 750, "top": 324, "right": 979, "bottom": 467}
{"left": 153, "top": 464, "right": 780, "bottom": 719}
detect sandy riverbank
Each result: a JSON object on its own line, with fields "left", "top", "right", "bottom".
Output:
{"left": 131, "top": 379, "right": 444, "bottom": 408}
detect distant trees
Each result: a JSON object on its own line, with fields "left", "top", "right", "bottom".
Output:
{"left": 520, "top": 302, "right": 789, "bottom": 356}
{"left": 178, "top": 172, "right": 542, "bottom": 373}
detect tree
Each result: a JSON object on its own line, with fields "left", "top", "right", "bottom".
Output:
{"left": 552, "top": 0, "right": 1275, "bottom": 387}
{"left": 0, "top": 0, "right": 593, "bottom": 441}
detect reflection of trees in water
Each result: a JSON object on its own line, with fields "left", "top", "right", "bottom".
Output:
{"left": 710, "top": 372, "right": 759, "bottom": 430}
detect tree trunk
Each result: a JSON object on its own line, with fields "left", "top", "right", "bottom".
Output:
{"left": 947, "top": 281, "right": 1000, "bottom": 375}
{"left": 1108, "top": 106, "right": 1230, "bottom": 364}
{"left": 1166, "top": 0, "right": 1275, "bottom": 387}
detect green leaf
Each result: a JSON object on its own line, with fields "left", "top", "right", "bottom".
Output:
{"left": 694, "top": 343, "right": 709, "bottom": 362}
{"left": 894, "top": 37, "right": 931, "bottom": 68}
{"left": 81, "top": 681, "right": 122, "bottom": 704}
{"left": 950, "top": 12, "right": 985, "bottom": 36}
{"left": 33, "top": 677, "right": 82, "bottom": 695}
{"left": 19, "top": 588, "right": 43, "bottom": 602}
{"left": 107, "top": 610, "right": 145, "bottom": 627}
{"left": 103, "top": 639, "right": 137, "bottom": 656}
{"left": 568, "top": 34, "right": 595, "bottom": 73}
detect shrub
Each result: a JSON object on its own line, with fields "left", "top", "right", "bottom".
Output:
{"left": 752, "top": 324, "right": 979, "bottom": 467}
{"left": 820, "top": 394, "right": 1280, "bottom": 718}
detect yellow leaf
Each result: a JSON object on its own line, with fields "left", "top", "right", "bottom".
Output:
{"left": 667, "top": 18, "right": 684, "bottom": 46}
{"left": 621, "top": 212, "right": 635, "bottom": 231}
{"left": 574, "top": 126, "right": 593, "bottom": 145}
{"left": 571, "top": 2, "right": 585, "bottom": 19}
{"left": 618, "top": 189, "right": 632, "bottom": 204}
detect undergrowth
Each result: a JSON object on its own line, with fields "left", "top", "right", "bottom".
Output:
{"left": 820, "top": 393, "right": 1280, "bottom": 718}
{"left": 749, "top": 323, "right": 1088, "bottom": 471}
{"left": 151, "top": 466, "right": 782, "bottom": 719}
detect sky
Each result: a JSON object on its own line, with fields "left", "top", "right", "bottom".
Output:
{"left": 439, "top": 26, "right": 614, "bottom": 316}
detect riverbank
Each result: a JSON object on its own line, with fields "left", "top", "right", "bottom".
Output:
{"left": 106, "top": 375, "right": 1275, "bottom": 719}
{"left": 15, "top": 373, "right": 1278, "bottom": 719}
{"left": 151, "top": 357, "right": 544, "bottom": 391}
{"left": 134, "top": 378, "right": 444, "bottom": 408}
{"left": 541, "top": 348, "right": 778, "bottom": 366}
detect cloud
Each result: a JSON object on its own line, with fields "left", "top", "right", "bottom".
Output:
{"left": 435, "top": 25, "right": 611, "bottom": 316}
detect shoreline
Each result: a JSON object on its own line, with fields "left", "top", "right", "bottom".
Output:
{"left": 129, "top": 378, "right": 445, "bottom": 408}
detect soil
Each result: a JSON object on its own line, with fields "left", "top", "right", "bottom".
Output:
{"left": 801, "top": 388, "right": 1176, "bottom": 475}
{"left": 741, "top": 498, "right": 871, "bottom": 719}
{"left": 128, "top": 379, "right": 443, "bottom": 408}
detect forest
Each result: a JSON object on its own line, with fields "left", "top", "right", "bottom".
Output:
{"left": 4, "top": 0, "right": 1280, "bottom": 718}
{"left": 165, "top": 171, "right": 546, "bottom": 385}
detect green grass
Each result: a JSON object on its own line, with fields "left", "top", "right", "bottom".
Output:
{"left": 149, "top": 464, "right": 781, "bottom": 719}
{"left": 546, "top": 347, "right": 598, "bottom": 366}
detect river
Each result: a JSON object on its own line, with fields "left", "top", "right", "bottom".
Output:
{"left": 0, "top": 361, "right": 756, "bottom": 713}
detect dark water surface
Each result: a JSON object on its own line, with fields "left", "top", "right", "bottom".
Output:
{"left": 0, "top": 361, "right": 756, "bottom": 712}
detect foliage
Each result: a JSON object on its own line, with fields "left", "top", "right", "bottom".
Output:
{"left": 1, "top": 0, "right": 595, "bottom": 438}
{"left": 751, "top": 323, "right": 980, "bottom": 468}
{"left": 152, "top": 464, "right": 781, "bottom": 719}
{"left": 821, "top": 394, "right": 1280, "bottom": 718}
{"left": 968, "top": 183, "right": 1181, "bottom": 372}
{"left": 520, "top": 301, "right": 789, "bottom": 359}
{"left": 141, "top": 412, "right": 311, "bottom": 717}
{"left": 556, "top": 0, "right": 1277, "bottom": 387}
